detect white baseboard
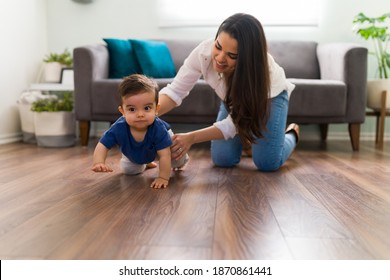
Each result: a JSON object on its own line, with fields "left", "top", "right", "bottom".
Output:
{"left": 328, "top": 131, "right": 390, "bottom": 141}
{"left": 0, "top": 132, "right": 22, "bottom": 145}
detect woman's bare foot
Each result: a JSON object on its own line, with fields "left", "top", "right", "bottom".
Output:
{"left": 285, "top": 123, "right": 300, "bottom": 144}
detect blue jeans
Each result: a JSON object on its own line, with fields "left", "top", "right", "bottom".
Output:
{"left": 211, "top": 91, "right": 296, "bottom": 171}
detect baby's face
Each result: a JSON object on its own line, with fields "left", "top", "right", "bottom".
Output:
{"left": 119, "top": 91, "right": 157, "bottom": 130}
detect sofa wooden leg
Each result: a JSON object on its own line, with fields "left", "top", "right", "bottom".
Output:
{"left": 79, "top": 121, "right": 90, "bottom": 146}
{"left": 319, "top": 124, "right": 328, "bottom": 141}
{"left": 348, "top": 123, "right": 360, "bottom": 151}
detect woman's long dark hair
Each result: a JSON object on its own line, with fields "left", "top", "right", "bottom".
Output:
{"left": 216, "top": 13, "right": 270, "bottom": 144}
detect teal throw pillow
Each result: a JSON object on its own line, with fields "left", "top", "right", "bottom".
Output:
{"left": 103, "top": 38, "right": 141, "bottom": 78}
{"left": 130, "top": 39, "right": 176, "bottom": 78}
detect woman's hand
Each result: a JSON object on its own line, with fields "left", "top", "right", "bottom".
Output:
{"left": 171, "top": 132, "right": 194, "bottom": 160}
{"left": 170, "top": 126, "right": 225, "bottom": 160}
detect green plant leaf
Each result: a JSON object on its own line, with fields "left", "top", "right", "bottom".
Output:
{"left": 385, "top": 53, "right": 390, "bottom": 69}
{"left": 353, "top": 12, "right": 390, "bottom": 79}
{"left": 43, "top": 48, "right": 73, "bottom": 66}
{"left": 31, "top": 92, "right": 73, "bottom": 112}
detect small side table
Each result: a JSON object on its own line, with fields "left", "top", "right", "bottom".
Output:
{"left": 30, "top": 68, "right": 74, "bottom": 91}
{"left": 366, "top": 90, "right": 389, "bottom": 149}
{"left": 30, "top": 83, "right": 74, "bottom": 92}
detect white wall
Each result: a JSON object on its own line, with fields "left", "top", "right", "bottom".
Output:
{"left": 45, "top": 0, "right": 386, "bottom": 56}
{"left": 0, "top": 0, "right": 389, "bottom": 144}
{"left": 0, "top": 0, "right": 47, "bottom": 144}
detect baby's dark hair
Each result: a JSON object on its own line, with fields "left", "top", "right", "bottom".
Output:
{"left": 118, "top": 74, "right": 159, "bottom": 105}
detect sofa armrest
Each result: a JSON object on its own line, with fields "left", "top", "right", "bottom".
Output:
{"left": 317, "top": 43, "right": 368, "bottom": 123}
{"left": 73, "top": 44, "right": 109, "bottom": 121}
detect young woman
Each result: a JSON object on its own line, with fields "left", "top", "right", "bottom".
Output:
{"left": 158, "top": 13, "right": 299, "bottom": 171}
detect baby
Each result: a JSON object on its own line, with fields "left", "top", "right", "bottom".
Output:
{"left": 92, "top": 74, "right": 188, "bottom": 188}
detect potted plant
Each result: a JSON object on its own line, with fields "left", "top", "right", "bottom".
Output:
{"left": 17, "top": 90, "right": 50, "bottom": 144}
{"left": 43, "top": 49, "right": 73, "bottom": 83}
{"left": 353, "top": 12, "right": 390, "bottom": 110}
{"left": 31, "top": 92, "right": 76, "bottom": 147}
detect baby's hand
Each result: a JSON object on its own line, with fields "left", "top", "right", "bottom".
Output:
{"left": 151, "top": 177, "right": 169, "bottom": 189}
{"left": 92, "top": 163, "right": 113, "bottom": 173}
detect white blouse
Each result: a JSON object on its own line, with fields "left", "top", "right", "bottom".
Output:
{"left": 160, "top": 38, "right": 295, "bottom": 140}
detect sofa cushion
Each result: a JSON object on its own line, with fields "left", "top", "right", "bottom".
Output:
{"left": 91, "top": 80, "right": 122, "bottom": 117}
{"left": 288, "top": 79, "right": 347, "bottom": 117}
{"left": 103, "top": 38, "right": 141, "bottom": 78}
{"left": 164, "top": 39, "right": 200, "bottom": 71}
{"left": 156, "top": 79, "right": 220, "bottom": 123}
{"left": 90, "top": 78, "right": 220, "bottom": 124}
{"left": 130, "top": 39, "right": 176, "bottom": 78}
{"left": 268, "top": 41, "right": 320, "bottom": 79}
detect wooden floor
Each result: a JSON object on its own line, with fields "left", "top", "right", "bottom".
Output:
{"left": 0, "top": 138, "right": 389, "bottom": 260}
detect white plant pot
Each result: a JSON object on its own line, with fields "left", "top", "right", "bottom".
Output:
{"left": 34, "top": 111, "right": 76, "bottom": 147}
{"left": 44, "top": 62, "right": 63, "bottom": 83}
{"left": 366, "top": 79, "right": 390, "bottom": 110}
{"left": 18, "top": 103, "right": 36, "bottom": 143}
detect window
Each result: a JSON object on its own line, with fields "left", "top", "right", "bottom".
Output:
{"left": 158, "top": 0, "right": 320, "bottom": 28}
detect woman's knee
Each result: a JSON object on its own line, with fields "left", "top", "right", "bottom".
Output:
{"left": 211, "top": 147, "right": 240, "bottom": 167}
{"left": 211, "top": 153, "right": 239, "bottom": 167}
{"left": 211, "top": 138, "right": 242, "bottom": 167}
{"left": 253, "top": 157, "right": 282, "bottom": 172}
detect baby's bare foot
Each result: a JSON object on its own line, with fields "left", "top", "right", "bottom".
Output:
{"left": 146, "top": 162, "right": 158, "bottom": 169}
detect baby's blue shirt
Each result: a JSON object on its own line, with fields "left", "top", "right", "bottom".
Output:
{"left": 100, "top": 116, "right": 172, "bottom": 164}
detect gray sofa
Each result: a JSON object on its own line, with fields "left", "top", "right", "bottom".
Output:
{"left": 73, "top": 39, "right": 367, "bottom": 150}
